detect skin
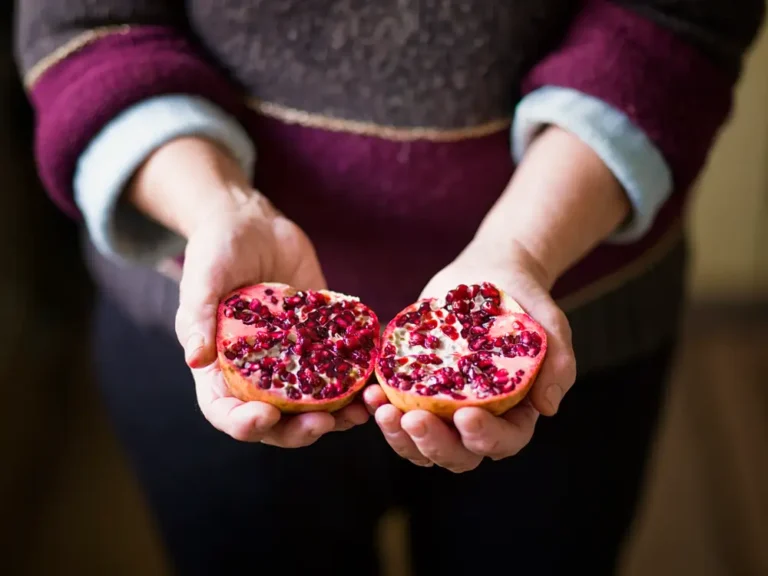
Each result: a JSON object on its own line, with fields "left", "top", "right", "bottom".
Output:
{"left": 128, "top": 126, "right": 630, "bottom": 464}
{"left": 363, "top": 126, "right": 631, "bottom": 472}
{"left": 128, "top": 137, "right": 369, "bottom": 447}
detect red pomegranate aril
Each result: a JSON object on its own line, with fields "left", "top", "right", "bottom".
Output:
{"left": 454, "top": 284, "right": 470, "bottom": 298}
{"left": 470, "top": 325, "right": 489, "bottom": 336}
{"left": 441, "top": 325, "right": 459, "bottom": 340}
{"left": 492, "top": 373, "right": 509, "bottom": 386}
{"left": 468, "top": 338, "right": 485, "bottom": 351}
{"left": 452, "top": 300, "right": 470, "bottom": 314}
{"left": 376, "top": 282, "right": 547, "bottom": 420}
{"left": 480, "top": 283, "right": 500, "bottom": 299}
{"left": 481, "top": 301, "right": 501, "bottom": 315}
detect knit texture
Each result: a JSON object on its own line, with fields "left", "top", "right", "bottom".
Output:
{"left": 28, "top": 26, "right": 250, "bottom": 220}
{"left": 73, "top": 94, "right": 256, "bottom": 265}
{"left": 513, "top": 86, "right": 672, "bottom": 243}
{"left": 17, "top": 0, "right": 764, "bottom": 373}
{"left": 523, "top": 0, "right": 735, "bottom": 194}
{"left": 79, "top": 85, "right": 673, "bottom": 265}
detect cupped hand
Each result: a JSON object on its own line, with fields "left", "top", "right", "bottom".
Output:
{"left": 364, "top": 241, "right": 577, "bottom": 472}
{"left": 175, "top": 191, "right": 369, "bottom": 446}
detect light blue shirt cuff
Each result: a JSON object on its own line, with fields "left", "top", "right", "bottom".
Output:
{"left": 74, "top": 94, "right": 256, "bottom": 265}
{"left": 512, "top": 86, "right": 673, "bottom": 244}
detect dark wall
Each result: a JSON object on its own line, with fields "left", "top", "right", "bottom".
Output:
{"left": 0, "top": 4, "right": 93, "bottom": 571}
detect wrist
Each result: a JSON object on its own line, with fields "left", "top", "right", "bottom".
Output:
{"left": 474, "top": 126, "right": 630, "bottom": 286}
{"left": 126, "top": 136, "right": 258, "bottom": 238}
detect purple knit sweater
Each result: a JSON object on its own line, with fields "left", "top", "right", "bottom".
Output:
{"left": 14, "top": 0, "right": 764, "bottom": 372}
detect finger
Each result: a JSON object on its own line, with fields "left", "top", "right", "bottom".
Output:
{"left": 362, "top": 384, "right": 390, "bottom": 415}
{"left": 176, "top": 266, "right": 222, "bottom": 369}
{"left": 261, "top": 411, "right": 336, "bottom": 448}
{"left": 454, "top": 402, "right": 539, "bottom": 460}
{"left": 193, "top": 365, "right": 281, "bottom": 441}
{"left": 374, "top": 405, "right": 433, "bottom": 467}
{"left": 400, "top": 410, "right": 482, "bottom": 473}
{"left": 332, "top": 401, "right": 370, "bottom": 432}
{"left": 527, "top": 307, "right": 577, "bottom": 416}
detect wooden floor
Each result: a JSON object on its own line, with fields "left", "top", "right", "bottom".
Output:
{"left": 4, "top": 303, "right": 766, "bottom": 576}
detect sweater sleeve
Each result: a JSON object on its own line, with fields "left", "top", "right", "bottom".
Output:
{"left": 517, "top": 0, "right": 765, "bottom": 241}
{"left": 14, "top": 1, "right": 253, "bottom": 223}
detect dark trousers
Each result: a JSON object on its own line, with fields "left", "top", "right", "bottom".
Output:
{"left": 91, "top": 293, "right": 674, "bottom": 576}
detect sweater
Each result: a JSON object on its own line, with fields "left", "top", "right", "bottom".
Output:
{"left": 15, "top": 0, "right": 764, "bottom": 374}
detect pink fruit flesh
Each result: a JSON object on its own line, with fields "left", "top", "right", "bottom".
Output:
{"left": 375, "top": 282, "right": 547, "bottom": 419}
{"left": 216, "top": 283, "right": 380, "bottom": 413}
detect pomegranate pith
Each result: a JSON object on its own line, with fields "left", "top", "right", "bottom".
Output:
{"left": 216, "top": 282, "right": 380, "bottom": 413}
{"left": 375, "top": 282, "right": 547, "bottom": 420}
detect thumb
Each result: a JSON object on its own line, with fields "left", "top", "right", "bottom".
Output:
{"left": 176, "top": 298, "right": 219, "bottom": 369}
{"left": 176, "top": 266, "right": 222, "bottom": 369}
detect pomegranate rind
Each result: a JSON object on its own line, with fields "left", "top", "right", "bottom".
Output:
{"left": 375, "top": 284, "right": 547, "bottom": 420}
{"left": 216, "top": 282, "right": 380, "bottom": 414}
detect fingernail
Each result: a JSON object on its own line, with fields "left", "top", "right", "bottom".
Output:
{"left": 407, "top": 421, "right": 427, "bottom": 438}
{"left": 545, "top": 385, "right": 563, "bottom": 413}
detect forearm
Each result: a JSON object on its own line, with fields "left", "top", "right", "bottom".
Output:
{"left": 16, "top": 3, "right": 252, "bottom": 230}
{"left": 474, "top": 127, "right": 630, "bottom": 289}
{"left": 127, "top": 136, "right": 254, "bottom": 239}
{"left": 511, "top": 0, "right": 765, "bottom": 270}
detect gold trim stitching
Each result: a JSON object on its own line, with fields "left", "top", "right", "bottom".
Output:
{"left": 24, "top": 27, "right": 511, "bottom": 143}
{"left": 249, "top": 99, "right": 512, "bottom": 142}
{"left": 557, "top": 222, "right": 685, "bottom": 313}
{"left": 24, "top": 25, "right": 133, "bottom": 89}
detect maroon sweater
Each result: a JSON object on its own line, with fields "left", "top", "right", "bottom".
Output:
{"left": 14, "top": 0, "right": 764, "bottom": 373}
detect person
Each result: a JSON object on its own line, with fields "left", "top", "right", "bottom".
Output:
{"left": 15, "top": 1, "right": 764, "bottom": 574}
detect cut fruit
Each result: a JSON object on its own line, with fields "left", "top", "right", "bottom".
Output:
{"left": 375, "top": 282, "right": 547, "bottom": 420}
{"left": 216, "top": 282, "right": 380, "bottom": 413}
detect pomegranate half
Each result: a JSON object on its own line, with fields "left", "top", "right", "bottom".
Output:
{"left": 375, "top": 282, "right": 547, "bottom": 420}
{"left": 216, "top": 282, "right": 380, "bottom": 413}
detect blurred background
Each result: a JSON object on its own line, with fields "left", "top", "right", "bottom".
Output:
{"left": 1, "top": 5, "right": 766, "bottom": 576}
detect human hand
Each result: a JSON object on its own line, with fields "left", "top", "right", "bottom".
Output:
{"left": 130, "top": 137, "right": 369, "bottom": 446}
{"left": 363, "top": 241, "right": 577, "bottom": 472}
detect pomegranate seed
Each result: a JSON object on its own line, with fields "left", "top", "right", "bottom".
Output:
{"left": 480, "top": 283, "right": 500, "bottom": 299}
{"left": 468, "top": 338, "right": 485, "bottom": 351}
{"left": 410, "top": 332, "right": 426, "bottom": 347}
{"left": 452, "top": 300, "right": 470, "bottom": 314}
{"left": 492, "top": 373, "right": 509, "bottom": 386}
{"left": 481, "top": 301, "right": 501, "bottom": 315}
